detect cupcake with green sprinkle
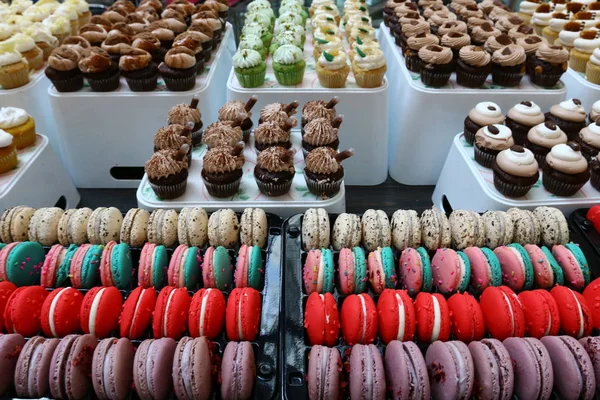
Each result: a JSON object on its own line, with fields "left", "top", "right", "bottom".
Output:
{"left": 239, "top": 34, "right": 267, "bottom": 59}
{"left": 233, "top": 49, "right": 266, "bottom": 88}
{"left": 242, "top": 22, "right": 273, "bottom": 48}
{"left": 279, "top": 2, "right": 308, "bottom": 23}
{"left": 278, "top": 11, "right": 304, "bottom": 26}
{"left": 272, "top": 44, "right": 305, "bottom": 85}
{"left": 244, "top": 11, "right": 273, "bottom": 30}
{"left": 269, "top": 30, "right": 304, "bottom": 55}
{"left": 276, "top": 23, "right": 306, "bottom": 46}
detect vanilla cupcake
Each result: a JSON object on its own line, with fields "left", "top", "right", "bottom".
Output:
{"left": 557, "top": 22, "right": 583, "bottom": 50}
{"left": 23, "top": 23, "right": 58, "bottom": 60}
{"left": 525, "top": 120, "right": 567, "bottom": 166}
{"left": 577, "top": 121, "right": 600, "bottom": 161}
{"left": 530, "top": 3, "right": 552, "bottom": 35}
{"left": 10, "top": 33, "right": 43, "bottom": 70}
{"left": 570, "top": 30, "right": 600, "bottom": 73}
{"left": 0, "top": 50, "right": 30, "bottom": 90}
{"left": 586, "top": 48, "right": 600, "bottom": 85}
{"left": 352, "top": 46, "right": 387, "bottom": 88}
{"left": 506, "top": 101, "right": 546, "bottom": 145}
{"left": 316, "top": 49, "right": 350, "bottom": 88}
{"left": 0, "top": 129, "right": 18, "bottom": 174}
{"left": 542, "top": 13, "right": 568, "bottom": 44}
{"left": 42, "top": 15, "right": 72, "bottom": 44}
{"left": 517, "top": 0, "right": 540, "bottom": 22}
{"left": 0, "top": 23, "right": 14, "bottom": 42}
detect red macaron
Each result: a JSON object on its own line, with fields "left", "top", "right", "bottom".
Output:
{"left": 447, "top": 292, "right": 485, "bottom": 342}
{"left": 551, "top": 286, "right": 593, "bottom": 338}
{"left": 153, "top": 286, "right": 191, "bottom": 340}
{"left": 377, "top": 289, "right": 415, "bottom": 344}
{"left": 189, "top": 288, "right": 226, "bottom": 339}
{"left": 40, "top": 287, "right": 83, "bottom": 338}
{"left": 518, "top": 290, "right": 561, "bottom": 338}
{"left": 80, "top": 286, "right": 123, "bottom": 338}
{"left": 479, "top": 286, "right": 525, "bottom": 340}
{"left": 4, "top": 286, "right": 48, "bottom": 336}
{"left": 341, "top": 293, "right": 378, "bottom": 345}
{"left": 226, "top": 287, "right": 262, "bottom": 341}
{"left": 0, "top": 281, "right": 16, "bottom": 332}
{"left": 583, "top": 277, "right": 600, "bottom": 330}
{"left": 304, "top": 292, "right": 340, "bottom": 346}
{"left": 414, "top": 292, "right": 451, "bottom": 343}
{"left": 119, "top": 286, "right": 157, "bottom": 339}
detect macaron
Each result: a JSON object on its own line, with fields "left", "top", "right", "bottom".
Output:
{"left": 377, "top": 289, "right": 415, "bottom": 344}
{"left": 240, "top": 207, "right": 268, "bottom": 248}
{"left": 221, "top": 341, "right": 256, "bottom": 400}
{"left": 479, "top": 286, "right": 525, "bottom": 340}
{"left": 507, "top": 207, "right": 541, "bottom": 245}
{"left": 226, "top": 287, "right": 261, "bottom": 341}
{"left": 425, "top": 340, "right": 475, "bottom": 400}
{"left": 362, "top": 209, "right": 392, "bottom": 251}
{"left": 168, "top": 244, "right": 201, "bottom": 290}
{"left": 384, "top": 341, "right": 430, "bottom": 399}
{"left": 332, "top": 213, "right": 362, "bottom": 250}
{"left": 189, "top": 288, "right": 226, "bottom": 339}
{"left": 40, "top": 287, "right": 83, "bottom": 338}
{"left": 0, "top": 334, "right": 25, "bottom": 396}
{"left": 304, "top": 292, "right": 340, "bottom": 346}
{"left": 69, "top": 243, "right": 103, "bottom": 289}
{"left": 349, "top": 344, "right": 385, "bottom": 400}
{"left": 398, "top": 247, "right": 432, "bottom": 296}
{"left": 550, "top": 285, "right": 593, "bottom": 338}
{"left": 337, "top": 247, "right": 367, "bottom": 295}
{"left": 177, "top": 207, "right": 208, "bottom": 247}
{"left": 49, "top": 334, "right": 98, "bottom": 400}
{"left": 533, "top": 206, "right": 569, "bottom": 246}
{"left": 308, "top": 346, "right": 342, "bottom": 400}
{"left": 391, "top": 209, "right": 422, "bottom": 251}
{"left": 447, "top": 292, "right": 485, "bottom": 342}
{"left": 14, "top": 336, "right": 59, "bottom": 398}
{"left": 28, "top": 207, "right": 63, "bottom": 245}
{"left": 524, "top": 244, "right": 564, "bottom": 289}
{"left": 552, "top": 243, "right": 591, "bottom": 291}
{"left": 173, "top": 337, "right": 212, "bottom": 400}
{"left": 235, "top": 244, "right": 264, "bottom": 290}
{"left": 147, "top": 209, "right": 179, "bottom": 248}
{"left": 302, "top": 208, "right": 330, "bottom": 251}
{"left": 57, "top": 208, "right": 85, "bottom": 246}
{"left": 340, "top": 293, "right": 378, "bottom": 345}
{"left": 463, "top": 246, "right": 501, "bottom": 294}
{"left": 153, "top": 286, "right": 191, "bottom": 340}
{"left": 494, "top": 243, "right": 534, "bottom": 292}
{"left": 80, "top": 286, "right": 123, "bottom": 338}
{"left": 0, "top": 281, "right": 16, "bottom": 331}
{"left": 303, "top": 248, "right": 334, "bottom": 294}
{"left": 579, "top": 336, "right": 600, "bottom": 393}
{"left": 583, "top": 277, "right": 600, "bottom": 330}
{"left": 133, "top": 338, "right": 177, "bottom": 400}
{"left": 467, "top": 339, "right": 514, "bottom": 400}
{"left": 91, "top": 338, "right": 134, "bottom": 400}
{"left": 518, "top": 289, "right": 561, "bottom": 338}
{"left": 119, "top": 286, "right": 157, "bottom": 339}
{"left": 4, "top": 286, "right": 48, "bottom": 336}
{"left": 0, "top": 206, "right": 35, "bottom": 243}
{"left": 87, "top": 207, "right": 123, "bottom": 245}
{"left": 503, "top": 337, "right": 554, "bottom": 400}
{"left": 449, "top": 209, "right": 486, "bottom": 250}
{"left": 120, "top": 208, "right": 150, "bottom": 247}
{"left": 414, "top": 292, "right": 451, "bottom": 343}
{"left": 0, "top": 241, "right": 45, "bottom": 286}
{"left": 420, "top": 206, "right": 451, "bottom": 251}
{"left": 138, "top": 242, "right": 168, "bottom": 289}
{"left": 431, "top": 248, "right": 471, "bottom": 294}
{"left": 482, "top": 211, "right": 514, "bottom": 249}
{"left": 367, "top": 246, "right": 396, "bottom": 294}
{"left": 208, "top": 208, "right": 239, "bottom": 248}
{"left": 100, "top": 240, "right": 133, "bottom": 289}
{"left": 41, "top": 244, "right": 70, "bottom": 288}
{"left": 203, "top": 246, "right": 233, "bottom": 290}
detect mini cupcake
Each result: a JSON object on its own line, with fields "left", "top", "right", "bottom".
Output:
{"left": 232, "top": 48, "right": 266, "bottom": 88}
{"left": 108, "top": 22, "right": 136, "bottom": 40}
{"left": 505, "top": 101, "right": 545, "bottom": 145}
{"left": 571, "top": 30, "right": 600, "bottom": 73}
{"left": 463, "top": 102, "right": 504, "bottom": 145}
{"left": 45, "top": 45, "right": 83, "bottom": 92}
{"left": 168, "top": 98, "right": 203, "bottom": 144}
{"left": 302, "top": 116, "right": 342, "bottom": 155}
{"left": 542, "top": 13, "right": 568, "bottom": 44}
{"left": 491, "top": 44, "right": 526, "bottom": 87}
{"left": 545, "top": 99, "right": 587, "bottom": 141}
{"left": 471, "top": 22, "right": 501, "bottom": 46}
{"left": 10, "top": 33, "right": 43, "bottom": 70}
{"left": 456, "top": 45, "right": 492, "bottom": 88}
{"left": 101, "top": 33, "right": 131, "bottom": 63}
{"left": 145, "top": 146, "right": 189, "bottom": 199}
{"left": 543, "top": 142, "right": 590, "bottom": 196}
{"left": 474, "top": 124, "right": 514, "bottom": 168}
{"left": 495, "top": 15, "right": 525, "bottom": 33}
{"left": 508, "top": 24, "right": 535, "bottom": 41}
{"left": 254, "top": 146, "right": 295, "bottom": 196}
{"left": 397, "top": 20, "right": 430, "bottom": 53}
{"left": 186, "top": 21, "right": 213, "bottom": 62}
{"left": 89, "top": 15, "right": 113, "bottom": 31}
{"left": 0, "top": 51, "right": 29, "bottom": 90}
{"left": 528, "top": 43, "right": 568, "bottom": 87}
{"left": 118, "top": 46, "right": 157, "bottom": 91}
{"left": 132, "top": 32, "right": 163, "bottom": 64}
{"left": 272, "top": 45, "right": 305, "bottom": 86}
{"left": 0, "top": 129, "right": 17, "bottom": 174}
{"left": 201, "top": 144, "right": 245, "bottom": 198}
{"left": 590, "top": 155, "right": 600, "bottom": 191}
{"left": 492, "top": 145, "right": 539, "bottom": 197}
{"left": 418, "top": 45, "right": 453, "bottom": 87}
{"left": 352, "top": 46, "right": 387, "bottom": 88}
{"left": 438, "top": 20, "right": 468, "bottom": 36}
{"left": 557, "top": 22, "right": 583, "bottom": 51}
{"left": 316, "top": 49, "right": 350, "bottom": 88}
{"left": 218, "top": 97, "right": 257, "bottom": 142}
{"left": 577, "top": 121, "right": 600, "bottom": 161}
{"left": 259, "top": 101, "right": 299, "bottom": 125}
{"left": 173, "top": 31, "right": 206, "bottom": 74}
{"left": 428, "top": 10, "right": 457, "bottom": 34}
{"left": 590, "top": 100, "right": 600, "bottom": 124}
{"left": 440, "top": 32, "right": 470, "bottom": 61}
{"left": 62, "top": 35, "right": 92, "bottom": 56}
{"left": 525, "top": 120, "right": 567, "bottom": 166}
{"left": 304, "top": 147, "right": 354, "bottom": 197}
{"left": 159, "top": 47, "right": 197, "bottom": 91}
{"left": 586, "top": 48, "right": 600, "bottom": 85}
{"left": 78, "top": 47, "right": 120, "bottom": 92}
{"left": 239, "top": 34, "right": 267, "bottom": 59}
{"left": 202, "top": 120, "right": 244, "bottom": 149}
{"left": 302, "top": 98, "right": 338, "bottom": 131}
{"left": 79, "top": 24, "right": 108, "bottom": 47}
{"left": 484, "top": 33, "right": 513, "bottom": 54}
{"left": 23, "top": 24, "right": 59, "bottom": 60}
{"left": 153, "top": 123, "right": 192, "bottom": 166}
{"left": 147, "top": 21, "right": 175, "bottom": 52}
{"left": 0, "top": 107, "right": 35, "bottom": 150}
{"left": 269, "top": 30, "right": 303, "bottom": 56}
{"left": 405, "top": 33, "right": 439, "bottom": 72}
{"left": 254, "top": 122, "right": 292, "bottom": 151}
{"left": 313, "top": 35, "right": 343, "bottom": 59}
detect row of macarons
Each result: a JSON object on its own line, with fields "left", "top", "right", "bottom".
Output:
{"left": 0, "top": 334, "right": 254, "bottom": 400}
{"left": 0, "top": 284, "right": 261, "bottom": 342}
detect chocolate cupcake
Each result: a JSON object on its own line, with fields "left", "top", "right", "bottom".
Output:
{"left": 438, "top": 20, "right": 468, "bottom": 36}
{"left": 304, "top": 147, "right": 354, "bottom": 197}
{"left": 418, "top": 45, "right": 453, "bottom": 87}
{"left": 508, "top": 24, "right": 535, "bottom": 41}
{"left": 428, "top": 11, "right": 457, "bottom": 35}
{"left": 525, "top": 120, "right": 567, "bottom": 167}
{"left": 159, "top": 47, "right": 197, "bottom": 91}
{"left": 577, "top": 121, "right": 600, "bottom": 161}
{"left": 187, "top": 21, "right": 214, "bottom": 62}
{"left": 590, "top": 156, "right": 600, "bottom": 191}
{"left": 132, "top": 32, "right": 163, "bottom": 63}
{"left": 471, "top": 22, "right": 501, "bottom": 46}
{"left": 147, "top": 21, "right": 175, "bottom": 52}
{"left": 119, "top": 46, "right": 158, "bottom": 91}
{"left": 90, "top": 15, "right": 113, "bottom": 31}
{"left": 542, "top": 142, "right": 590, "bottom": 196}
{"left": 218, "top": 97, "right": 257, "bottom": 142}
{"left": 254, "top": 146, "right": 295, "bottom": 196}
{"left": 456, "top": 45, "right": 492, "bottom": 88}
{"left": 254, "top": 121, "right": 293, "bottom": 151}
{"left": 505, "top": 101, "right": 545, "bottom": 145}
{"left": 145, "top": 146, "right": 189, "bottom": 199}
{"left": 201, "top": 143, "right": 244, "bottom": 198}
{"left": 491, "top": 45, "right": 526, "bottom": 87}
{"left": 492, "top": 145, "right": 540, "bottom": 197}
{"left": 474, "top": 124, "right": 514, "bottom": 168}
{"left": 302, "top": 116, "right": 343, "bottom": 156}
{"left": 78, "top": 24, "right": 107, "bottom": 47}
{"left": 495, "top": 15, "right": 525, "bottom": 33}
{"left": 259, "top": 101, "right": 299, "bottom": 124}
{"left": 153, "top": 123, "right": 193, "bottom": 166}
{"left": 202, "top": 120, "right": 244, "bottom": 149}
{"left": 78, "top": 47, "right": 120, "bottom": 92}
{"left": 397, "top": 20, "right": 431, "bottom": 53}
{"left": 193, "top": 11, "right": 222, "bottom": 47}
{"left": 173, "top": 31, "right": 206, "bottom": 74}
{"left": 167, "top": 98, "right": 203, "bottom": 144}
{"left": 464, "top": 101, "right": 504, "bottom": 145}
{"left": 405, "top": 33, "right": 439, "bottom": 72}
{"left": 545, "top": 99, "right": 587, "bottom": 140}
{"left": 484, "top": 33, "right": 513, "bottom": 54}
{"left": 440, "top": 32, "right": 470, "bottom": 61}
{"left": 101, "top": 33, "right": 131, "bottom": 63}
{"left": 63, "top": 36, "right": 92, "bottom": 55}
{"left": 384, "top": 0, "right": 408, "bottom": 25}
{"left": 515, "top": 34, "right": 546, "bottom": 75}
{"left": 45, "top": 45, "right": 84, "bottom": 92}
{"left": 108, "top": 22, "right": 136, "bottom": 40}
{"left": 126, "top": 14, "right": 148, "bottom": 34}
{"left": 529, "top": 43, "right": 568, "bottom": 87}
{"left": 301, "top": 98, "right": 338, "bottom": 130}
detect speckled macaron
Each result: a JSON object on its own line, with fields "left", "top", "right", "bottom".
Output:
{"left": 240, "top": 208, "right": 268, "bottom": 248}
{"left": 65, "top": 208, "right": 93, "bottom": 245}
{"left": 533, "top": 206, "right": 569, "bottom": 247}
{"left": 507, "top": 208, "right": 541, "bottom": 245}
{"left": 28, "top": 207, "right": 64, "bottom": 246}
{"left": 303, "top": 208, "right": 330, "bottom": 251}
{"left": 420, "top": 207, "right": 451, "bottom": 252}
{"left": 120, "top": 208, "right": 150, "bottom": 248}
{"left": 362, "top": 209, "right": 392, "bottom": 252}
{"left": 449, "top": 210, "right": 486, "bottom": 250}
{"left": 391, "top": 209, "right": 421, "bottom": 251}
{"left": 332, "top": 213, "right": 362, "bottom": 250}
{"left": 177, "top": 207, "right": 208, "bottom": 248}
{"left": 147, "top": 209, "right": 179, "bottom": 248}
{"left": 87, "top": 207, "right": 123, "bottom": 245}
{"left": 481, "top": 211, "right": 514, "bottom": 249}
{"left": 208, "top": 209, "right": 239, "bottom": 248}
{"left": 0, "top": 206, "right": 35, "bottom": 243}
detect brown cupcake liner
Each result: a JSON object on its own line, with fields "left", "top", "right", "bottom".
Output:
{"left": 464, "top": 129, "right": 477, "bottom": 146}
{"left": 150, "top": 179, "right": 187, "bottom": 199}
{"left": 305, "top": 175, "right": 343, "bottom": 197}
{"left": 474, "top": 145, "right": 498, "bottom": 168}
{"left": 163, "top": 75, "right": 196, "bottom": 91}
{"left": 125, "top": 75, "right": 158, "bottom": 91}
{"left": 405, "top": 55, "right": 422, "bottom": 73}
{"left": 542, "top": 173, "right": 585, "bottom": 196}
{"left": 530, "top": 71, "right": 563, "bottom": 88}
{"left": 591, "top": 170, "right": 600, "bottom": 192}
{"left": 493, "top": 173, "right": 534, "bottom": 198}
{"left": 52, "top": 74, "right": 84, "bottom": 92}
{"left": 420, "top": 69, "right": 452, "bottom": 88}
{"left": 202, "top": 176, "right": 241, "bottom": 198}
{"left": 255, "top": 178, "right": 293, "bottom": 197}
{"left": 456, "top": 69, "right": 488, "bottom": 88}
{"left": 87, "top": 73, "right": 120, "bottom": 92}
{"left": 491, "top": 69, "right": 525, "bottom": 87}
{"left": 532, "top": 152, "right": 547, "bottom": 169}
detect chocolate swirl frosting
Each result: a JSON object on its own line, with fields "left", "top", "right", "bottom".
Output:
{"left": 407, "top": 33, "right": 439, "bottom": 50}
{"left": 254, "top": 122, "right": 291, "bottom": 145}
{"left": 256, "top": 146, "right": 295, "bottom": 173}
{"left": 438, "top": 20, "right": 467, "bottom": 36}
{"left": 305, "top": 147, "right": 343, "bottom": 174}
{"left": 484, "top": 33, "right": 513, "bottom": 54}
{"left": 145, "top": 149, "right": 187, "bottom": 179}
{"left": 218, "top": 101, "right": 247, "bottom": 122}
{"left": 48, "top": 46, "right": 80, "bottom": 71}
{"left": 302, "top": 100, "right": 337, "bottom": 122}
{"left": 418, "top": 45, "right": 453, "bottom": 64}
{"left": 535, "top": 43, "right": 569, "bottom": 63}
{"left": 202, "top": 146, "right": 244, "bottom": 174}
{"left": 471, "top": 22, "right": 502, "bottom": 43}
{"left": 441, "top": 32, "right": 471, "bottom": 49}
{"left": 516, "top": 35, "right": 546, "bottom": 55}
{"left": 304, "top": 118, "right": 339, "bottom": 146}
{"left": 78, "top": 47, "right": 112, "bottom": 73}
{"left": 132, "top": 32, "right": 161, "bottom": 53}
{"left": 202, "top": 121, "right": 243, "bottom": 149}
{"left": 492, "top": 44, "right": 526, "bottom": 66}
{"left": 459, "top": 45, "right": 492, "bottom": 66}
{"left": 402, "top": 20, "right": 431, "bottom": 37}
{"left": 168, "top": 104, "right": 201, "bottom": 125}
{"left": 154, "top": 125, "right": 191, "bottom": 150}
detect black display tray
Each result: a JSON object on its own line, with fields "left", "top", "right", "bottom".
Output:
{"left": 568, "top": 208, "right": 600, "bottom": 280}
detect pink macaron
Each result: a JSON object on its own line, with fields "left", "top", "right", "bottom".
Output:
{"left": 0, "top": 242, "right": 19, "bottom": 281}
{"left": 40, "top": 244, "right": 67, "bottom": 288}
{"left": 431, "top": 248, "right": 471, "bottom": 294}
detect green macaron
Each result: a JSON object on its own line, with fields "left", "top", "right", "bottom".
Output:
{"left": 352, "top": 247, "right": 367, "bottom": 294}
{"left": 80, "top": 244, "right": 103, "bottom": 289}
{"left": 110, "top": 243, "right": 133, "bottom": 290}
{"left": 541, "top": 246, "right": 564, "bottom": 286}
{"left": 381, "top": 247, "right": 397, "bottom": 289}
{"left": 457, "top": 251, "right": 472, "bottom": 292}
{"left": 57, "top": 244, "right": 78, "bottom": 287}
{"left": 182, "top": 246, "right": 200, "bottom": 291}
{"left": 6, "top": 241, "right": 45, "bottom": 286}
{"left": 213, "top": 246, "right": 233, "bottom": 291}
{"left": 152, "top": 245, "right": 168, "bottom": 289}
{"left": 565, "top": 242, "right": 591, "bottom": 286}
{"left": 480, "top": 247, "right": 502, "bottom": 287}
{"left": 321, "top": 248, "right": 335, "bottom": 294}
{"left": 508, "top": 243, "right": 534, "bottom": 290}
{"left": 247, "top": 246, "right": 263, "bottom": 290}
{"left": 416, "top": 247, "right": 433, "bottom": 293}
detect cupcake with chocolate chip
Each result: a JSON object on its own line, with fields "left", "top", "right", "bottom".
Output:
{"left": 78, "top": 47, "right": 120, "bottom": 92}
{"left": 119, "top": 46, "right": 158, "bottom": 91}
{"left": 254, "top": 121, "right": 293, "bottom": 151}
{"left": 515, "top": 34, "right": 546, "bottom": 75}
{"left": 545, "top": 99, "right": 587, "bottom": 140}
{"left": 145, "top": 146, "right": 189, "bottom": 199}
{"left": 418, "top": 44, "right": 453, "bottom": 87}
{"left": 441, "top": 32, "right": 470, "bottom": 61}
{"left": 202, "top": 120, "right": 244, "bottom": 149}
{"left": 492, "top": 145, "right": 539, "bottom": 197}
{"left": 456, "top": 45, "right": 492, "bottom": 88}
{"left": 304, "top": 147, "right": 354, "bottom": 196}
{"left": 530, "top": 43, "right": 568, "bottom": 87}
{"left": 542, "top": 142, "right": 590, "bottom": 196}
{"left": 405, "top": 32, "right": 439, "bottom": 72}
{"left": 484, "top": 33, "right": 513, "bottom": 54}
{"left": 577, "top": 120, "right": 600, "bottom": 161}
{"left": 218, "top": 97, "right": 258, "bottom": 142}
{"left": 201, "top": 143, "right": 245, "bottom": 197}
{"left": 254, "top": 146, "right": 295, "bottom": 196}
{"left": 491, "top": 44, "right": 526, "bottom": 87}
{"left": 474, "top": 124, "right": 514, "bottom": 167}
{"left": 505, "top": 101, "right": 545, "bottom": 145}
{"left": 464, "top": 101, "right": 504, "bottom": 145}
{"left": 302, "top": 116, "right": 343, "bottom": 156}
{"left": 167, "top": 98, "right": 203, "bottom": 144}
{"left": 525, "top": 120, "right": 567, "bottom": 167}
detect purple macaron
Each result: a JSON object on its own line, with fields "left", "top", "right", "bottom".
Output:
{"left": 349, "top": 344, "right": 385, "bottom": 400}
{"left": 579, "top": 336, "right": 600, "bottom": 394}
{"left": 49, "top": 334, "right": 98, "bottom": 400}
{"left": 385, "top": 340, "right": 430, "bottom": 399}
{"left": 308, "top": 345, "right": 342, "bottom": 400}
{"left": 0, "top": 334, "right": 25, "bottom": 396}
{"left": 14, "top": 336, "right": 60, "bottom": 398}
{"left": 134, "top": 338, "right": 177, "bottom": 400}
{"left": 425, "top": 340, "right": 474, "bottom": 400}
{"left": 173, "top": 337, "right": 212, "bottom": 400}
{"left": 221, "top": 341, "right": 256, "bottom": 400}
{"left": 468, "top": 339, "right": 514, "bottom": 400}
{"left": 503, "top": 337, "right": 554, "bottom": 400}
{"left": 92, "top": 338, "right": 134, "bottom": 400}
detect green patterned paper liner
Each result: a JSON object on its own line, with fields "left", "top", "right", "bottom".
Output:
{"left": 0, "top": 134, "right": 43, "bottom": 196}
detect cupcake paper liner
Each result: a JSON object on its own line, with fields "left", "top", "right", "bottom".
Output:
{"left": 87, "top": 73, "right": 120, "bottom": 92}
{"left": 25, "top": 51, "right": 44, "bottom": 71}
{"left": 493, "top": 174, "right": 534, "bottom": 198}
{"left": 203, "top": 176, "right": 241, "bottom": 198}
{"left": 532, "top": 152, "right": 547, "bottom": 168}
{"left": 456, "top": 69, "right": 489, "bottom": 88}
{"left": 0, "top": 148, "right": 18, "bottom": 173}
{"left": 491, "top": 68, "right": 524, "bottom": 87}
{"left": 0, "top": 65, "right": 30, "bottom": 90}
{"left": 255, "top": 178, "right": 293, "bottom": 197}
{"left": 591, "top": 170, "right": 600, "bottom": 192}
{"left": 586, "top": 63, "right": 600, "bottom": 85}
{"left": 542, "top": 173, "right": 586, "bottom": 197}
{"left": 316, "top": 68, "right": 349, "bottom": 88}
{"left": 569, "top": 51, "right": 590, "bottom": 73}
{"left": 354, "top": 68, "right": 386, "bottom": 88}
{"left": 10, "top": 129, "right": 36, "bottom": 150}
{"left": 530, "top": 71, "right": 563, "bottom": 88}
{"left": 542, "top": 28, "right": 559, "bottom": 44}
{"left": 405, "top": 56, "right": 422, "bottom": 73}
{"left": 274, "top": 67, "right": 305, "bottom": 86}
{"left": 305, "top": 175, "right": 343, "bottom": 197}
{"left": 150, "top": 179, "right": 187, "bottom": 200}
{"left": 51, "top": 74, "right": 84, "bottom": 92}
{"left": 420, "top": 69, "right": 452, "bottom": 88}
{"left": 163, "top": 75, "right": 196, "bottom": 91}
{"left": 474, "top": 145, "right": 497, "bottom": 168}
{"left": 125, "top": 75, "right": 158, "bottom": 92}
{"left": 464, "top": 129, "right": 477, "bottom": 146}
{"left": 235, "top": 70, "right": 266, "bottom": 88}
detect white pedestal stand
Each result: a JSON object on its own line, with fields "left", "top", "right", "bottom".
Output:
{"left": 561, "top": 68, "right": 600, "bottom": 111}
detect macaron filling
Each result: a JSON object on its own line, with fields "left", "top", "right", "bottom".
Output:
{"left": 480, "top": 342, "right": 505, "bottom": 396}
{"left": 395, "top": 292, "right": 407, "bottom": 341}
{"left": 103, "top": 342, "right": 115, "bottom": 397}
{"left": 319, "top": 348, "right": 329, "bottom": 400}
{"left": 28, "top": 341, "right": 44, "bottom": 394}
{"left": 129, "top": 288, "right": 148, "bottom": 338}
{"left": 431, "top": 295, "right": 442, "bottom": 341}
{"left": 500, "top": 291, "right": 516, "bottom": 337}
{"left": 447, "top": 342, "right": 468, "bottom": 396}
{"left": 163, "top": 289, "right": 177, "bottom": 337}
{"left": 364, "top": 345, "right": 374, "bottom": 399}
{"left": 359, "top": 294, "right": 368, "bottom": 343}
{"left": 48, "top": 288, "right": 68, "bottom": 337}
{"left": 317, "top": 251, "right": 325, "bottom": 293}
{"left": 571, "top": 289, "right": 585, "bottom": 338}
{"left": 89, "top": 288, "right": 106, "bottom": 336}
{"left": 353, "top": 247, "right": 366, "bottom": 293}
{"left": 181, "top": 340, "right": 195, "bottom": 399}
{"left": 238, "top": 293, "right": 244, "bottom": 339}
{"left": 457, "top": 252, "right": 469, "bottom": 291}
{"left": 199, "top": 290, "right": 211, "bottom": 336}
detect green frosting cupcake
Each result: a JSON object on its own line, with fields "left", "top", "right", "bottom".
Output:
{"left": 276, "top": 22, "right": 306, "bottom": 46}
{"left": 233, "top": 49, "right": 266, "bottom": 88}
{"left": 269, "top": 30, "right": 303, "bottom": 55}
{"left": 244, "top": 11, "right": 273, "bottom": 30}
{"left": 272, "top": 44, "right": 305, "bottom": 85}
{"left": 242, "top": 22, "right": 273, "bottom": 48}
{"left": 278, "top": 11, "right": 304, "bottom": 26}
{"left": 239, "top": 34, "right": 268, "bottom": 59}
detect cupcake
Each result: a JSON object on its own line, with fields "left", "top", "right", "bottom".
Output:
{"left": 259, "top": 101, "right": 299, "bottom": 125}
{"left": 78, "top": 47, "right": 120, "bottom": 92}
{"left": 484, "top": 33, "right": 512, "bottom": 54}
{"left": 119, "top": 47, "right": 157, "bottom": 91}
{"left": 471, "top": 22, "right": 501, "bottom": 46}
{"left": 159, "top": 47, "right": 197, "bottom": 91}
{"left": 254, "top": 146, "right": 295, "bottom": 196}
{"left": 508, "top": 24, "right": 535, "bottom": 41}
{"left": 505, "top": 101, "right": 545, "bottom": 145}
{"left": 108, "top": 23, "right": 136, "bottom": 40}
{"left": 145, "top": 146, "right": 189, "bottom": 200}
{"left": 269, "top": 30, "right": 303, "bottom": 56}
{"left": 577, "top": 121, "right": 600, "bottom": 161}
{"left": 397, "top": 20, "right": 430, "bottom": 53}
{"left": 201, "top": 144, "right": 244, "bottom": 198}
{"left": 254, "top": 122, "right": 292, "bottom": 151}
{"left": 529, "top": 43, "right": 568, "bottom": 87}
{"left": 304, "top": 147, "right": 354, "bottom": 197}
{"left": 168, "top": 98, "right": 203, "bottom": 145}
{"left": 352, "top": 46, "right": 387, "bottom": 88}
{"left": 101, "top": 33, "right": 131, "bottom": 63}
{"left": 591, "top": 155, "right": 600, "bottom": 191}
{"left": 542, "top": 13, "right": 568, "bottom": 44}
{"left": 45, "top": 46, "right": 84, "bottom": 92}
{"left": 418, "top": 45, "right": 453, "bottom": 87}
{"left": 438, "top": 20, "right": 468, "bottom": 36}
{"left": 463, "top": 103, "right": 505, "bottom": 144}
{"left": 202, "top": 120, "right": 244, "bottom": 149}
{"left": 218, "top": 97, "right": 257, "bottom": 142}
{"left": 187, "top": 21, "right": 214, "bottom": 62}
{"left": 491, "top": 45, "right": 526, "bottom": 87}
{"left": 153, "top": 123, "right": 192, "bottom": 166}
{"left": 525, "top": 120, "right": 567, "bottom": 166}
{"left": 79, "top": 24, "right": 108, "bottom": 47}
{"left": 62, "top": 35, "right": 92, "bottom": 56}
{"left": 23, "top": 24, "right": 59, "bottom": 60}
{"left": 518, "top": 0, "right": 540, "bottom": 23}
{"left": 313, "top": 35, "right": 343, "bottom": 59}
{"left": 239, "top": 34, "right": 267, "bottom": 59}
{"left": 302, "top": 98, "right": 338, "bottom": 129}
{"left": 0, "top": 107, "right": 35, "bottom": 150}
{"left": 42, "top": 15, "right": 71, "bottom": 44}
{"left": 570, "top": 30, "right": 600, "bottom": 73}
{"left": 173, "top": 31, "right": 207, "bottom": 74}
{"left": 530, "top": 3, "right": 552, "bottom": 36}
{"left": 440, "top": 32, "right": 470, "bottom": 61}
{"left": 586, "top": 48, "right": 600, "bottom": 85}
{"left": 147, "top": 21, "right": 175, "bottom": 52}
{"left": 232, "top": 48, "right": 266, "bottom": 88}
{"left": 590, "top": 100, "right": 600, "bottom": 124}
{"left": 514, "top": 35, "right": 544, "bottom": 74}
{"left": 405, "top": 33, "right": 439, "bottom": 72}
{"left": 132, "top": 32, "right": 163, "bottom": 64}
{"left": 542, "top": 142, "right": 590, "bottom": 196}
{"left": 492, "top": 145, "right": 540, "bottom": 197}
{"left": 557, "top": 22, "right": 583, "bottom": 51}
{"left": 456, "top": 45, "right": 492, "bottom": 87}
{"left": 10, "top": 33, "right": 43, "bottom": 71}
{"left": 272, "top": 45, "right": 305, "bottom": 86}
{"left": 302, "top": 116, "right": 342, "bottom": 156}
{"left": 316, "top": 49, "right": 350, "bottom": 88}
{"left": 0, "top": 129, "right": 17, "bottom": 174}
{"left": 0, "top": 50, "right": 30, "bottom": 90}
{"left": 545, "top": 99, "right": 587, "bottom": 141}
{"left": 89, "top": 15, "right": 113, "bottom": 31}
{"left": 474, "top": 124, "right": 514, "bottom": 168}
{"left": 495, "top": 15, "right": 525, "bottom": 33}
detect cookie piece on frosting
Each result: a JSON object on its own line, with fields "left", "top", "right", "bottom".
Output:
{"left": 464, "top": 102, "right": 504, "bottom": 145}
{"left": 492, "top": 145, "right": 540, "bottom": 197}
{"left": 543, "top": 142, "right": 590, "bottom": 196}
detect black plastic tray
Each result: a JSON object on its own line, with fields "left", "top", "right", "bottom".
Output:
{"left": 568, "top": 208, "right": 600, "bottom": 280}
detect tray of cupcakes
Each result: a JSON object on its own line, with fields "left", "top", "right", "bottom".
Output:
{"left": 0, "top": 205, "right": 282, "bottom": 400}
{"left": 282, "top": 206, "right": 600, "bottom": 400}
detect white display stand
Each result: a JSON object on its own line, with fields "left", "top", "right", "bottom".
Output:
{"left": 1, "top": 134, "right": 80, "bottom": 208}
{"left": 49, "top": 23, "right": 236, "bottom": 189}
{"left": 137, "top": 131, "right": 346, "bottom": 217}
{"left": 227, "top": 25, "right": 389, "bottom": 186}
{"left": 378, "top": 25, "right": 569, "bottom": 186}
{"left": 432, "top": 133, "right": 600, "bottom": 216}
{"left": 561, "top": 68, "right": 600, "bottom": 111}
